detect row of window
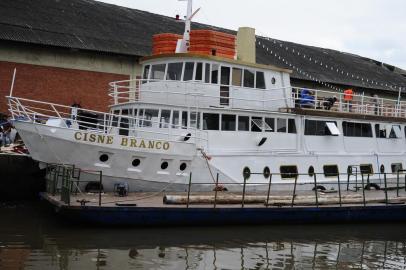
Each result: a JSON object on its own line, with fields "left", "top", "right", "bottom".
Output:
{"left": 113, "top": 108, "right": 296, "bottom": 133}
{"left": 143, "top": 62, "right": 275, "bottom": 89}
{"left": 305, "top": 120, "right": 403, "bottom": 139}
{"left": 248, "top": 163, "right": 404, "bottom": 179}
{"left": 99, "top": 154, "right": 188, "bottom": 171}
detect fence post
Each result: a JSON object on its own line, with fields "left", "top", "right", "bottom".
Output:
{"left": 187, "top": 172, "right": 192, "bottom": 208}
{"left": 242, "top": 176, "right": 247, "bottom": 208}
{"left": 397, "top": 171, "right": 400, "bottom": 197}
{"left": 266, "top": 174, "right": 273, "bottom": 207}
{"left": 214, "top": 173, "right": 219, "bottom": 208}
{"left": 384, "top": 173, "right": 388, "bottom": 205}
{"left": 337, "top": 174, "right": 342, "bottom": 207}
{"left": 313, "top": 173, "right": 319, "bottom": 207}
{"left": 291, "top": 174, "right": 298, "bottom": 207}
{"left": 361, "top": 173, "right": 366, "bottom": 206}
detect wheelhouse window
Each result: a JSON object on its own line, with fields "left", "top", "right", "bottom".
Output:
{"left": 251, "top": 117, "right": 262, "bottom": 132}
{"left": 305, "top": 120, "right": 339, "bottom": 136}
{"left": 277, "top": 118, "right": 287, "bottom": 133}
{"left": 172, "top": 111, "right": 180, "bottom": 128}
{"left": 160, "top": 110, "right": 171, "bottom": 128}
{"left": 221, "top": 114, "right": 236, "bottom": 131}
{"left": 280, "top": 166, "right": 298, "bottom": 179}
{"left": 190, "top": 112, "right": 201, "bottom": 129}
{"left": 256, "top": 71, "right": 266, "bottom": 89}
{"left": 265, "top": 118, "right": 275, "bottom": 132}
{"left": 221, "top": 66, "right": 231, "bottom": 85}
{"left": 195, "top": 62, "right": 203, "bottom": 81}
{"left": 203, "top": 113, "right": 219, "bottom": 130}
{"left": 243, "top": 69, "right": 255, "bottom": 88}
{"left": 142, "top": 65, "right": 150, "bottom": 81}
{"left": 342, "top": 122, "right": 372, "bottom": 137}
{"left": 183, "top": 62, "right": 194, "bottom": 81}
{"left": 205, "top": 63, "right": 210, "bottom": 83}
{"left": 232, "top": 68, "right": 242, "bottom": 86}
{"left": 140, "top": 109, "right": 159, "bottom": 127}
{"left": 150, "top": 64, "right": 166, "bottom": 80}
{"left": 181, "top": 111, "right": 188, "bottom": 129}
{"left": 238, "top": 116, "right": 250, "bottom": 131}
{"left": 323, "top": 165, "right": 339, "bottom": 177}
{"left": 166, "top": 62, "right": 183, "bottom": 81}
{"left": 211, "top": 64, "right": 219, "bottom": 84}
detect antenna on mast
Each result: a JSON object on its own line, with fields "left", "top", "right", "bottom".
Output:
{"left": 175, "top": 0, "right": 200, "bottom": 53}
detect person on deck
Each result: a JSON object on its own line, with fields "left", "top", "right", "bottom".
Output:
{"left": 344, "top": 89, "right": 354, "bottom": 112}
{"left": 300, "top": 89, "right": 315, "bottom": 108}
{"left": 324, "top": 96, "right": 337, "bottom": 110}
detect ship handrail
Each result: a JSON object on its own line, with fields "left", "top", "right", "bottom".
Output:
{"left": 7, "top": 96, "right": 209, "bottom": 144}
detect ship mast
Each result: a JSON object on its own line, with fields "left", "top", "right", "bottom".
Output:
{"left": 176, "top": 0, "right": 200, "bottom": 53}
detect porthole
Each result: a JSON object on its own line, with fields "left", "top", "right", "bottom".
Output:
{"left": 243, "top": 167, "right": 251, "bottom": 180}
{"left": 161, "top": 161, "right": 169, "bottom": 170}
{"left": 308, "top": 166, "right": 315, "bottom": 177}
{"left": 180, "top": 163, "right": 187, "bottom": 171}
{"left": 263, "top": 166, "right": 270, "bottom": 178}
{"left": 99, "top": 154, "right": 109, "bottom": 163}
{"left": 380, "top": 164, "right": 385, "bottom": 173}
{"left": 271, "top": 77, "right": 276, "bottom": 85}
{"left": 132, "top": 159, "right": 141, "bottom": 167}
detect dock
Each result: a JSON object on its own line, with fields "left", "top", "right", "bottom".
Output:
{"left": 40, "top": 163, "right": 406, "bottom": 226}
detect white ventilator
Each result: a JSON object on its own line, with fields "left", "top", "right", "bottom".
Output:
{"left": 176, "top": 0, "right": 200, "bottom": 53}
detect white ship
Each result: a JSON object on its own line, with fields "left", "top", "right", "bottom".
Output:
{"left": 6, "top": 0, "right": 406, "bottom": 192}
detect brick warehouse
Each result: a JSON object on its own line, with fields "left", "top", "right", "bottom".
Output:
{"left": 0, "top": 0, "right": 405, "bottom": 114}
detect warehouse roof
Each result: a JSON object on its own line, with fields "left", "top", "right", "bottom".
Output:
{"left": 0, "top": 0, "right": 405, "bottom": 92}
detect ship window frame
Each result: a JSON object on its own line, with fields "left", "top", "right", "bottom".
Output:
{"left": 220, "top": 66, "right": 231, "bottom": 85}
{"left": 342, "top": 121, "right": 373, "bottom": 137}
{"left": 195, "top": 62, "right": 203, "bottom": 81}
{"left": 190, "top": 112, "right": 201, "bottom": 129}
{"left": 181, "top": 111, "right": 188, "bottom": 129}
{"left": 203, "top": 113, "right": 220, "bottom": 130}
{"left": 238, "top": 115, "right": 250, "bottom": 131}
{"left": 256, "top": 71, "right": 266, "bottom": 89}
{"left": 280, "top": 165, "right": 298, "bottom": 179}
{"left": 183, "top": 62, "right": 195, "bottom": 81}
{"left": 150, "top": 63, "right": 167, "bottom": 80}
{"left": 288, "top": 119, "right": 296, "bottom": 134}
{"left": 323, "top": 164, "right": 339, "bottom": 177}
{"left": 159, "top": 109, "right": 171, "bottom": 128}
{"left": 221, "top": 114, "right": 236, "bottom": 131}
{"left": 172, "top": 110, "right": 180, "bottom": 128}
{"left": 232, "top": 67, "right": 243, "bottom": 87}
{"left": 251, "top": 116, "right": 263, "bottom": 132}
{"left": 391, "top": 163, "right": 403, "bottom": 174}
{"left": 142, "top": 64, "right": 150, "bottom": 81}
{"left": 243, "top": 69, "right": 255, "bottom": 88}
{"left": 204, "top": 63, "right": 211, "bottom": 83}
{"left": 265, "top": 118, "right": 275, "bottom": 132}
{"left": 360, "top": 164, "right": 373, "bottom": 175}
{"left": 277, "top": 118, "right": 287, "bottom": 133}
{"left": 166, "top": 62, "right": 184, "bottom": 81}
{"left": 305, "top": 120, "right": 339, "bottom": 136}
{"left": 211, "top": 63, "right": 219, "bottom": 84}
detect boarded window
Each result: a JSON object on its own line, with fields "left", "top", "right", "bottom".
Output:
{"left": 323, "top": 165, "right": 339, "bottom": 177}
{"left": 232, "top": 68, "right": 242, "bottom": 86}
{"left": 280, "top": 166, "right": 298, "bottom": 179}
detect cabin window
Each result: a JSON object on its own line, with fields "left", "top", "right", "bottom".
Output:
{"left": 221, "top": 114, "right": 236, "bottom": 131}
{"left": 190, "top": 112, "right": 201, "bottom": 129}
{"left": 375, "top": 124, "right": 386, "bottom": 138}
{"left": 389, "top": 125, "right": 402, "bottom": 138}
{"left": 195, "top": 62, "right": 203, "bottom": 81}
{"left": 160, "top": 110, "right": 171, "bottom": 128}
{"left": 391, "top": 163, "right": 403, "bottom": 173}
{"left": 150, "top": 64, "right": 166, "bottom": 80}
{"left": 221, "top": 66, "right": 231, "bottom": 85}
{"left": 142, "top": 65, "right": 150, "bottom": 81}
{"left": 232, "top": 68, "right": 242, "bottom": 87}
{"left": 265, "top": 118, "right": 275, "bottom": 132}
{"left": 323, "top": 165, "right": 339, "bottom": 177}
{"left": 141, "top": 109, "right": 159, "bottom": 127}
{"left": 277, "top": 118, "right": 287, "bottom": 133}
{"left": 280, "top": 166, "right": 298, "bottom": 179}
{"left": 211, "top": 64, "right": 219, "bottom": 84}
{"left": 172, "top": 111, "right": 180, "bottom": 128}
{"left": 256, "top": 71, "right": 266, "bottom": 89}
{"left": 119, "top": 117, "right": 129, "bottom": 136}
{"left": 342, "top": 122, "right": 372, "bottom": 137}
{"left": 181, "top": 111, "right": 188, "bottom": 128}
{"left": 375, "top": 124, "right": 401, "bottom": 139}
{"left": 360, "top": 164, "right": 373, "bottom": 175}
{"left": 305, "top": 120, "right": 339, "bottom": 136}
{"left": 166, "top": 62, "right": 183, "bottom": 81}
{"left": 183, "top": 62, "right": 194, "bottom": 81}
{"left": 243, "top": 69, "right": 255, "bottom": 88}
{"left": 112, "top": 110, "right": 119, "bottom": 127}
{"left": 271, "top": 77, "right": 276, "bottom": 85}
{"left": 238, "top": 116, "right": 250, "bottom": 131}
{"left": 205, "top": 63, "right": 210, "bottom": 83}
{"left": 288, "top": 119, "right": 296, "bottom": 134}
{"left": 251, "top": 117, "right": 262, "bottom": 132}
{"left": 203, "top": 113, "right": 219, "bottom": 130}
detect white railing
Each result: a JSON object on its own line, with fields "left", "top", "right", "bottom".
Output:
{"left": 108, "top": 79, "right": 406, "bottom": 118}
{"left": 6, "top": 96, "right": 208, "bottom": 145}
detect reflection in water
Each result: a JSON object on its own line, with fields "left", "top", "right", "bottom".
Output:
{"left": 0, "top": 202, "right": 406, "bottom": 269}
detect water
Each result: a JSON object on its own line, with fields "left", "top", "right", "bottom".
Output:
{"left": 1, "top": 202, "right": 406, "bottom": 270}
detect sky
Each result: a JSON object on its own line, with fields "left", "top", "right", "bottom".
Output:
{"left": 98, "top": 0, "right": 406, "bottom": 70}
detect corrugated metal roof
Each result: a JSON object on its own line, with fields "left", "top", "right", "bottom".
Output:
{"left": 0, "top": 0, "right": 405, "bottom": 92}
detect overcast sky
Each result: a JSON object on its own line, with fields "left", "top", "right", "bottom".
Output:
{"left": 98, "top": 0, "right": 406, "bottom": 70}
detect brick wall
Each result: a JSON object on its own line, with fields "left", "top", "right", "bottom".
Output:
{"left": 0, "top": 61, "right": 130, "bottom": 114}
